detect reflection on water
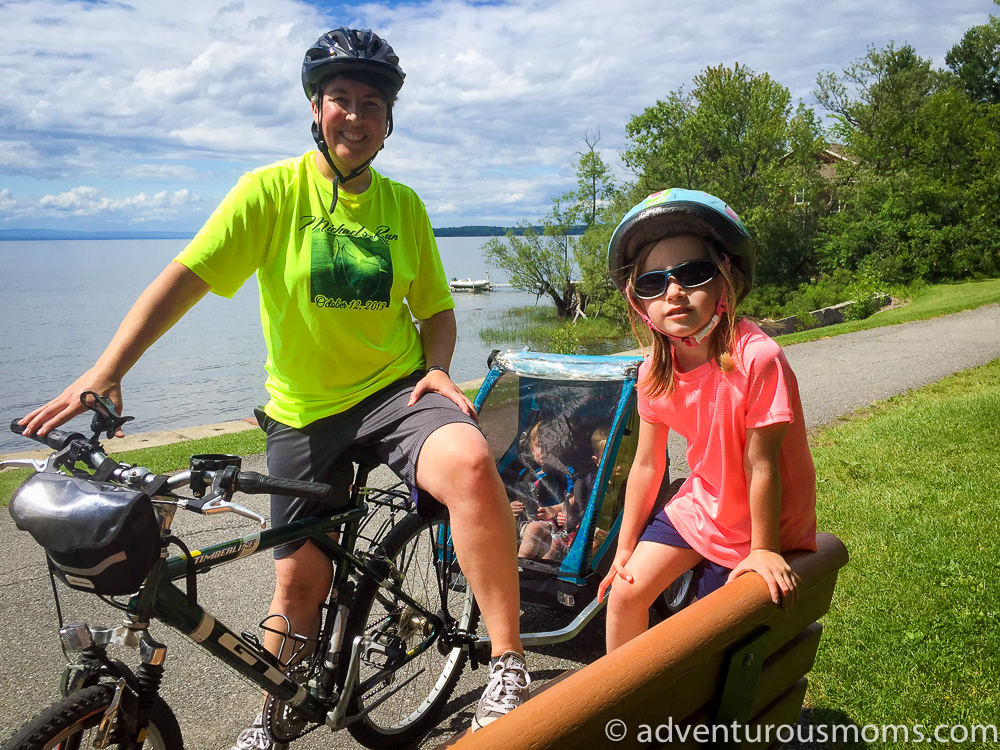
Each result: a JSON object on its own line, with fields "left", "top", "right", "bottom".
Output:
{"left": 2, "top": 237, "right": 623, "bottom": 453}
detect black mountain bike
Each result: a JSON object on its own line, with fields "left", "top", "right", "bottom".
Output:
{"left": 1, "top": 394, "right": 480, "bottom": 750}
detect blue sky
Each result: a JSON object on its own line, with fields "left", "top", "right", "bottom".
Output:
{"left": 0, "top": 0, "right": 995, "bottom": 232}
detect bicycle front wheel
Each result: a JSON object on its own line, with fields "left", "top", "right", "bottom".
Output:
{"left": 345, "top": 511, "right": 479, "bottom": 749}
{"left": 0, "top": 684, "right": 183, "bottom": 750}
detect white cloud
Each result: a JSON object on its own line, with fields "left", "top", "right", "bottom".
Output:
{"left": 38, "top": 186, "right": 201, "bottom": 219}
{"left": 0, "top": 188, "right": 16, "bottom": 212}
{"left": 0, "top": 0, "right": 996, "bottom": 227}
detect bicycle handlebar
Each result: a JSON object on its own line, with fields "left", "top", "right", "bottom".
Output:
{"left": 9, "top": 418, "right": 335, "bottom": 506}
{"left": 10, "top": 419, "right": 89, "bottom": 453}
{"left": 235, "top": 471, "right": 334, "bottom": 501}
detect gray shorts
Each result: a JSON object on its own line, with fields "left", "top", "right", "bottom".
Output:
{"left": 256, "top": 372, "right": 480, "bottom": 559}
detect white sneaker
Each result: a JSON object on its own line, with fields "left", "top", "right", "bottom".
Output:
{"left": 231, "top": 713, "right": 288, "bottom": 750}
{"left": 471, "top": 651, "right": 531, "bottom": 731}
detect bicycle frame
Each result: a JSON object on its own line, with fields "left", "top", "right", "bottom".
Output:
{"left": 83, "top": 495, "right": 448, "bottom": 730}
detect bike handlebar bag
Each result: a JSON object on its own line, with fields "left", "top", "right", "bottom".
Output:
{"left": 9, "top": 472, "right": 161, "bottom": 595}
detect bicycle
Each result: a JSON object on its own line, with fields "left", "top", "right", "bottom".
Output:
{"left": 1, "top": 393, "right": 480, "bottom": 750}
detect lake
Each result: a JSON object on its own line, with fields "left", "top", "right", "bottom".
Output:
{"left": 0, "top": 237, "right": 551, "bottom": 454}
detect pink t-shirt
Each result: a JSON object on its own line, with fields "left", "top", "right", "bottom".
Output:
{"left": 637, "top": 319, "right": 817, "bottom": 568}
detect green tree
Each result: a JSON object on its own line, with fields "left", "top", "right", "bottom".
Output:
{"left": 815, "top": 43, "right": 948, "bottom": 171}
{"left": 485, "top": 132, "right": 616, "bottom": 319}
{"left": 814, "top": 41, "right": 999, "bottom": 283}
{"left": 624, "top": 63, "right": 827, "bottom": 286}
{"left": 483, "top": 204, "right": 578, "bottom": 318}
{"left": 946, "top": 1, "right": 1000, "bottom": 104}
{"left": 565, "top": 128, "right": 615, "bottom": 227}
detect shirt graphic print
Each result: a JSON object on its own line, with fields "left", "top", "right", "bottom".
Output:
{"left": 310, "top": 231, "right": 393, "bottom": 311}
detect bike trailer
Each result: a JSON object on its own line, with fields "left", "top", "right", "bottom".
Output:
{"left": 474, "top": 350, "right": 646, "bottom": 616}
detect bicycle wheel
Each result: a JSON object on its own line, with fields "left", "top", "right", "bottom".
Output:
{"left": 344, "top": 511, "right": 479, "bottom": 749}
{"left": 0, "top": 683, "right": 183, "bottom": 750}
{"left": 652, "top": 568, "right": 695, "bottom": 618}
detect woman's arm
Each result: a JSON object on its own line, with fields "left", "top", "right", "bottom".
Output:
{"left": 597, "top": 417, "right": 669, "bottom": 601}
{"left": 19, "top": 261, "right": 211, "bottom": 437}
{"left": 406, "top": 308, "right": 476, "bottom": 417}
{"left": 728, "top": 421, "right": 800, "bottom": 609}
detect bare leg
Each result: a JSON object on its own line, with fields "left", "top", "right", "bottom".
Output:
{"left": 264, "top": 541, "right": 334, "bottom": 662}
{"left": 416, "top": 423, "right": 523, "bottom": 657}
{"left": 518, "top": 521, "right": 553, "bottom": 559}
{"left": 605, "top": 541, "right": 702, "bottom": 653}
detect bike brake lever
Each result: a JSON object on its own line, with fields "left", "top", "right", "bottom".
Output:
{"left": 181, "top": 494, "right": 266, "bottom": 527}
{"left": 0, "top": 444, "right": 77, "bottom": 475}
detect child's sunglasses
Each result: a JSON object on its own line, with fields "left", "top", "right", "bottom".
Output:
{"left": 631, "top": 259, "right": 719, "bottom": 299}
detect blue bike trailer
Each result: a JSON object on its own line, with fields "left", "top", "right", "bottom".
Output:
{"left": 474, "top": 350, "right": 646, "bottom": 614}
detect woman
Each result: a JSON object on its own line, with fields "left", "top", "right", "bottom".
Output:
{"left": 21, "top": 28, "right": 530, "bottom": 747}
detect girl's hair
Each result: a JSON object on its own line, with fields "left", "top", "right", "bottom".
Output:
{"left": 627, "top": 236, "right": 749, "bottom": 399}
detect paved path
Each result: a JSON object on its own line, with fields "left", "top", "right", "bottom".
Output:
{"left": 1, "top": 304, "right": 998, "bottom": 748}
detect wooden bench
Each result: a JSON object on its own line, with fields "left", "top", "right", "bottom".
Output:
{"left": 444, "top": 532, "right": 848, "bottom": 749}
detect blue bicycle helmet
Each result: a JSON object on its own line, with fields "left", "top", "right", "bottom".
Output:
{"left": 607, "top": 188, "right": 756, "bottom": 302}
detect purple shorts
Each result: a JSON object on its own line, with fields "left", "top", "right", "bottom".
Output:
{"left": 640, "top": 510, "right": 733, "bottom": 600}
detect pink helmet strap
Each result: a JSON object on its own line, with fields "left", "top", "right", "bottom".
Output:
{"left": 628, "top": 282, "right": 729, "bottom": 349}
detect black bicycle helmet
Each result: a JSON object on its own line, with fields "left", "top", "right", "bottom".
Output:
{"left": 607, "top": 188, "right": 756, "bottom": 302}
{"left": 302, "top": 27, "right": 405, "bottom": 102}
{"left": 303, "top": 28, "right": 406, "bottom": 213}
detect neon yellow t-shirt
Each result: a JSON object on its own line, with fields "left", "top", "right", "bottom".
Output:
{"left": 175, "top": 152, "right": 454, "bottom": 427}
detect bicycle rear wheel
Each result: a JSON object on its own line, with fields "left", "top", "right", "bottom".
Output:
{"left": 344, "top": 511, "right": 479, "bottom": 749}
{"left": 0, "top": 683, "right": 182, "bottom": 750}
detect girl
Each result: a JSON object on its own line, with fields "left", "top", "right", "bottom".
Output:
{"left": 597, "top": 189, "right": 817, "bottom": 653}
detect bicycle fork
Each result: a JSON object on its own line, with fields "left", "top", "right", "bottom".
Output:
{"left": 58, "top": 623, "right": 168, "bottom": 750}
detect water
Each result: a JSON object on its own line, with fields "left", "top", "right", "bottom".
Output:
{"left": 0, "top": 237, "right": 551, "bottom": 454}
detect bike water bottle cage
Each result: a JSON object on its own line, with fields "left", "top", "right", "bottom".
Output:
{"left": 631, "top": 260, "right": 719, "bottom": 298}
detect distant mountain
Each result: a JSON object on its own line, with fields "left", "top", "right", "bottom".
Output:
{"left": 0, "top": 229, "right": 195, "bottom": 241}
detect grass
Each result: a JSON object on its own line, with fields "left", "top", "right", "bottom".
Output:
{"left": 479, "top": 304, "right": 632, "bottom": 354}
{"left": 775, "top": 277, "right": 1000, "bottom": 347}
{"left": 805, "top": 358, "right": 1000, "bottom": 745}
{"left": 1, "top": 429, "right": 265, "bottom": 506}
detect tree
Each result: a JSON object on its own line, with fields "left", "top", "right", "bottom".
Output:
{"left": 483, "top": 201, "right": 578, "bottom": 318}
{"left": 946, "top": 2, "right": 1000, "bottom": 104}
{"left": 814, "top": 41, "right": 999, "bottom": 283}
{"left": 485, "top": 132, "right": 616, "bottom": 319}
{"left": 565, "top": 128, "right": 615, "bottom": 228}
{"left": 624, "top": 63, "right": 827, "bottom": 286}
{"left": 815, "top": 43, "right": 948, "bottom": 171}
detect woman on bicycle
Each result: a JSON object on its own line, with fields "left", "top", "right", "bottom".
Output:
{"left": 20, "top": 27, "right": 529, "bottom": 745}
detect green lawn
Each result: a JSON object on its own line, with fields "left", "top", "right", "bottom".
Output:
{"left": 806, "top": 359, "right": 1000, "bottom": 746}
{"left": 776, "top": 277, "right": 1000, "bottom": 347}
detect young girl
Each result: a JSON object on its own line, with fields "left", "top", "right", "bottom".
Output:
{"left": 597, "top": 188, "right": 817, "bottom": 653}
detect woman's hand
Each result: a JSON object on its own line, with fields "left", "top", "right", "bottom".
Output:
{"left": 597, "top": 548, "right": 635, "bottom": 604}
{"left": 510, "top": 501, "right": 524, "bottom": 516}
{"left": 19, "top": 368, "right": 125, "bottom": 438}
{"left": 727, "top": 549, "right": 800, "bottom": 610}
{"left": 407, "top": 368, "right": 477, "bottom": 419}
